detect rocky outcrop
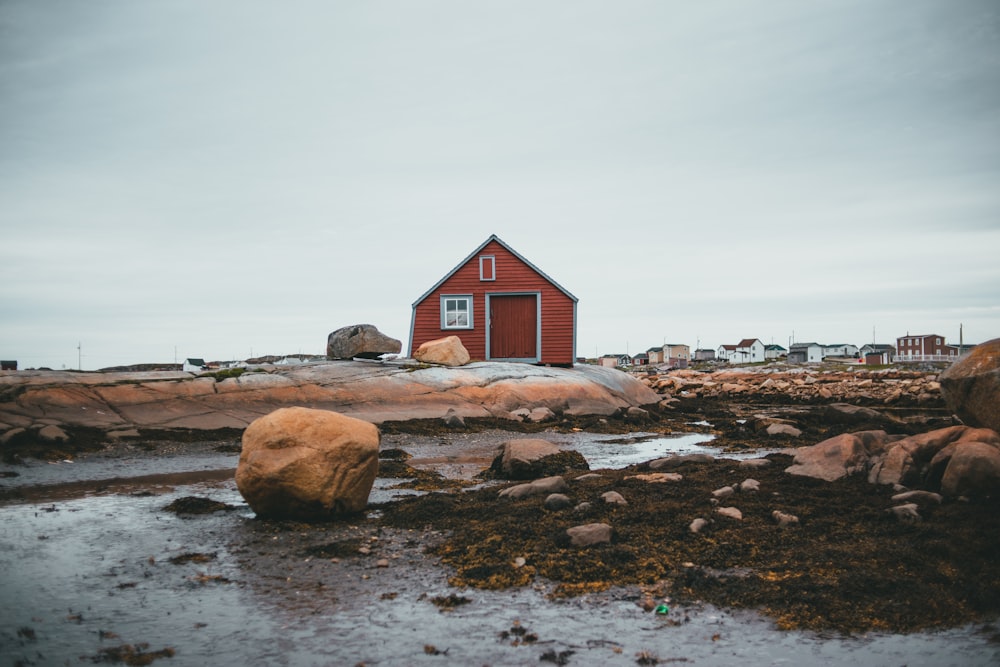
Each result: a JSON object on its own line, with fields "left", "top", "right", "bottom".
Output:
{"left": 787, "top": 425, "right": 1000, "bottom": 497}
{"left": 0, "top": 361, "right": 660, "bottom": 446}
{"left": 326, "top": 324, "right": 402, "bottom": 360}
{"left": 940, "top": 337, "right": 1000, "bottom": 433}
{"left": 412, "top": 336, "right": 471, "bottom": 367}
{"left": 642, "top": 367, "right": 944, "bottom": 406}
{"left": 235, "top": 407, "right": 379, "bottom": 520}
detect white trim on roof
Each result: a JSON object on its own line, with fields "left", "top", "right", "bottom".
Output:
{"left": 410, "top": 234, "right": 578, "bottom": 308}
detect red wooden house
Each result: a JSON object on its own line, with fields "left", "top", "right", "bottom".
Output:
{"left": 408, "top": 235, "right": 578, "bottom": 366}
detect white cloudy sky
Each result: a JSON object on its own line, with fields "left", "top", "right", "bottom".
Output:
{"left": 2, "top": 0, "right": 998, "bottom": 369}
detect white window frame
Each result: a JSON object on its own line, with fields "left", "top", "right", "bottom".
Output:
{"left": 441, "top": 295, "right": 473, "bottom": 330}
{"left": 479, "top": 255, "right": 496, "bottom": 281}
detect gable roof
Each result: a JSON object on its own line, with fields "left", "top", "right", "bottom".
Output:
{"left": 412, "top": 234, "right": 578, "bottom": 307}
{"left": 737, "top": 338, "right": 762, "bottom": 347}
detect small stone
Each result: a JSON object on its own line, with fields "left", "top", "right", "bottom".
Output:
{"left": 771, "top": 510, "right": 799, "bottom": 527}
{"left": 689, "top": 518, "right": 709, "bottom": 534}
{"left": 888, "top": 503, "right": 921, "bottom": 523}
{"left": 601, "top": 491, "right": 628, "bottom": 506}
{"left": 566, "top": 523, "right": 614, "bottom": 546}
{"left": 624, "top": 473, "right": 683, "bottom": 483}
{"left": 711, "top": 486, "right": 735, "bottom": 500}
{"left": 441, "top": 409, "right": 465, "bottom": 428}
{"left": 766, "top": 423, "right": 802, "bottom": 437}
{"left": 891, "top": 490, "right": 943, "bottom": 505}
{"left": 544, "top": 493, "right": 573, "bottom": 511}
{"left": 715, "top": 506, "right": 743, "bottom": 521}
{"left": 37, "top": 425, "right": 69, "bottom": 443}
{"left": 375, "top": 558, "right": 389, "bottom": 568}
{"left": 739, "top": 479, "right": 760, "bottom": 493}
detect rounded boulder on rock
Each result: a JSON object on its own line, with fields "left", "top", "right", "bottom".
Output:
{"left": 326, "top": 324, "right": 402, "bottom": 360}
{"left": 235, "top": 407, "right": 380, "bottom": 520}
{"left": 940, "top": 337, "right": 1000, "bottom": 433}
{"left": 412, "top": 335, "right": 471, "bottom": 367}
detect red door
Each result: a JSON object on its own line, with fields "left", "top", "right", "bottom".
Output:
{"left": 489, "top": 295, "right": 537, "bottom": 360}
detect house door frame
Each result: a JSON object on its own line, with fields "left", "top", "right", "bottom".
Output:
{"left": 485, "top": 292, "right": 541, "bottom": 363}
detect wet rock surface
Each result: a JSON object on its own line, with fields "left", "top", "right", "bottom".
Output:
{"left": 0, "top": 361, "right": 660, "bottom": 461}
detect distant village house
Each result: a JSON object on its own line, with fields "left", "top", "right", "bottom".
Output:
{"left": 599, "top": 354, "right": 631, "bottom": 368}
{"left": 895, "top": 333, "right": 960, "bottom": 362}
{"left": 694, "top": 348, "right": 716, "bottom": 362}
{"left": 787, "top": 343, "right": 824, "bottom": 363}
{"left": 764, "top": 344, "right": 786, "bottom": 359}
{"left": 717, "top": 338, "right": 765, "bottom": 364}
{"left": 182, "top": 358, "right": 207, "bottom": 372}
{"left": 645, "top": 344, "right": 690, "bottom": 368}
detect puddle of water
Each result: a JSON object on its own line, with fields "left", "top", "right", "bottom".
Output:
{"left": 0, "top": 451, "right": 238, "bottom": 489}
{"left": 573, "top": 433, "right": 716, "bottom": 469}
{"left": 572, "top": 433, "right": 775, "bottom": 470}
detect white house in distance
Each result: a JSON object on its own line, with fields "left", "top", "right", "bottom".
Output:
{"left": 788, "top": 343, "right": 824, "bottom": 363}
{"left": 182, "top": 358, "right": 207, "bottom": 372}
{"left": 717, "top": 338, "right": 765, "bottom": 364}
{"left": 764, "top": 344, "right": 787, "bottom": 359}
{"left": 823, "top": 343, "right": 860, "bottom": 358}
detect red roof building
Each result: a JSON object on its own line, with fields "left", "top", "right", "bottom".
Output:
{"left": 408, "top": 235, "right": 578, "bottom": 366}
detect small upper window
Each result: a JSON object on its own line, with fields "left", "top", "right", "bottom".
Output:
{"left": 442, "top": 296, "right": 473, "bottom": 329}
{"left": 480, "top": 255, "right": 495, "bottom": 281}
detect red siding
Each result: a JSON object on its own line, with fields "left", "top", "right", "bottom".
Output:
{"left": 411, "top": 239, "right": 576, "bottom": 365}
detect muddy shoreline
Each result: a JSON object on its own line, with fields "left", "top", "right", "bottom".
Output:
{"left": 2, "top": 392, "right": 1000, "bottom": 665}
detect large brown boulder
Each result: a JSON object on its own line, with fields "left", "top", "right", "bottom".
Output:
{"left": 413, "top": 335, "right": 471, "bottom": 366}
{"left": 235, "top": 407, "right": 379, "bottom": 520}
{"left": 869, "top": 425, "right": 998, "bottom": 486}
{"left": 327, "top": 324, "right": 402, "bottom": 360}
{"left": 940, "top": 337, "right": 1000, "bottom": 433}
{"left": 489, "top": 438, "right": 589, "bottom": 480}
{"left": 785, "top": 432, "right": 887, "bottom": 482}
{"left": 937, "top": 441, "right": 1000, "bottom": 497}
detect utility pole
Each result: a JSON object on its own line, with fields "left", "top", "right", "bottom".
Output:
{"left": 77, "top": 342, "right": 81, "bottom": 371}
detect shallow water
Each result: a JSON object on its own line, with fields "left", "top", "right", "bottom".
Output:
{"left": 1, "top": 438, "right": 998, "bottom": 666}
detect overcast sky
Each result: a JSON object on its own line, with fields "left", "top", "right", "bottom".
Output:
{"left": 2, "top": 0, "right": 998, "bottom": 369}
